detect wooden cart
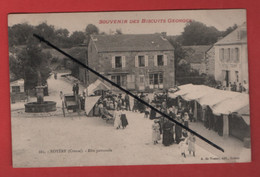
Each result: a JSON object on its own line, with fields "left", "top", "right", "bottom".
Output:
{"left": 62, "top": 94, "right": 80, "bottom": 117}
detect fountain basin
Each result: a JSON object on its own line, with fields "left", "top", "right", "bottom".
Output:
{"left": 25, "top": 101, "right": 57, "bottom": 113}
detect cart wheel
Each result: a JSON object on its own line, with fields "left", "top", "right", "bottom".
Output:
{"left": 62, "top": 102, "right": 65, "bottom": 117}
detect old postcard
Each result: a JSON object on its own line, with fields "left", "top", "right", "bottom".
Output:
{"left": 8, "top": 9, "right": 250, "bottom": 167}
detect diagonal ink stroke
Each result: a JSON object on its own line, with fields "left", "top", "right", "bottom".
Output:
{"left": 33, "top": 34, "right": 224, "bottom": 153}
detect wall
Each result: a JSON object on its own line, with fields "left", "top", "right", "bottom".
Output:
{"left": 88, "top": 40, "right": 175, "bottom": 91}
{"left": 214, "top": 44, "right": 248, "bottom": 85}
{"left": 205, "top": 46, "right": 215, "bottom": 76}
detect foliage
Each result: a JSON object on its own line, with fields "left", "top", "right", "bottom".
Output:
{"left": 69, "top": 31, "right": 85, "bottom": 45}
{"left": 84, "top": 24, "right": 100, "bottom": 46}
{"left": 181, "top": 21, "right": 221, "bottom": 45}
{"left": 11, "top": 37, "right": 52, "bottom": 90}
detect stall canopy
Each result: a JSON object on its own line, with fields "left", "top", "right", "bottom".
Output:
{"left": 85, "top": 96, "right": 101, "bottom": 115}
{"left": 169, "top": 84, "right": 250, "bottom": 117}
{"left": 87, "top": 79, "right": 110, "bottom": 96}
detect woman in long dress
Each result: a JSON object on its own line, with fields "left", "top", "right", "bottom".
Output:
{"left": 162, "top": 119, "right": 174, "bottom": 146}
{"left": 113, "top": 107, "right": 122, "bottom": 129}
{"left": 120, "top": 110, "right": 128, "bottom": 129}
{"left": 175, "top": 115, "right": 183, "bottom": 144}
{"left": 152, "top": 120, "right": 161, "bottom": 144}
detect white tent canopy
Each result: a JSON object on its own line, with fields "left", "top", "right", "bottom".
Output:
{"left": 211, "top": 94, "right": 249, "bottom": 115}
{"left": 87, "top": 79, "right": 110, "bottom": 96}
{"left": 169, "top": 84, "right": 250, "bottom": 117}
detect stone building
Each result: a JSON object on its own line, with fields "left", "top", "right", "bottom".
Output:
{"left": 87, "top": 33, "right": 175, "bottom": 91}
{"left": 206, "top": 22, "right": 248, "bottom": 87}
{"left": 182, "top": 45, "right": 212, "bottom": 75}
{"left": 205, "top": 46, "right": 215, "bottom": 76}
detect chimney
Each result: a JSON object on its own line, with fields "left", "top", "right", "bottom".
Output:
{"left": 161, "top": 32, "right": 167, "bottom": 38}
{"left": 161, "top": 32, "right": 167, "bottom": 40}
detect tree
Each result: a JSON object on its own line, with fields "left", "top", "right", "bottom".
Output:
{"left": 15, "top": 37, "right": 52, "bottom": 90}
{"left": 84, "top": 24, "right": 99, "bottom": 46}
{"left": 182, "top": 21, "right": 221, "bottom": 45}
{"left": 168, "top": 36, "right": 204, "bottom": 85}
{"left": 85, "top": 24, "right": 99, "bottom": 35}
{"left": 8, "top": 23, "right": 34, "bottom": 47}
{"left": 69, "top": 31, "right": 86, "bottom": 45}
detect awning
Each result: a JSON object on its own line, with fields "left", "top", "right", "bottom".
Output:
{"left": 198, "top": 89, "right": 240, "bottom": 107}
{"left": 212, "top": 94, "right": 249, "bottom": 115}
{"left": 85, "top": 96, "right": 101, "bottom": 115}
{"left": 169, "top": 84, "right": 250, "bottom": 117}
{"left": 169, "top": 84, "right": 194, "bottom": 98}
{"left": 87, "top": 79, "right": 111, "bottom": 96}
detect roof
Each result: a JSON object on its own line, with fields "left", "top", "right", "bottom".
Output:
{"left": 215, "top": 22, "right": 247, "bottom": 46}
{"left": 182, "top": 45, "right": 212, "bottom": 63}
{"left": 90, "top": 34, "right": 174, "bottom": 53}
{"left": 10, "top": 79, "right": 24, "bottom": 86}
{"left": 169, "top": 84, "right": 249, "bottom": 116}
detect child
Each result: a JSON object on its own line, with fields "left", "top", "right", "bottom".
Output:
{"left": 144, "top": 107, "right": 150, "bottom": 118}
{"left": 188, "top": 133, "right": 196, "bottom": 157}
{"left": 179, "top": 138, "right": 188, "bottom": 158}
{"left": 152, "top": 120, "right": 161, "bottom": 144}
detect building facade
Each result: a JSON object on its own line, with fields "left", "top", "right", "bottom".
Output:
{"left": 205, "top": 46, "right": 215, "bottom": 76}
{"left": 212, "top": 23, "right": 248, "bottom": 86}
{"left": 182, "top": 45, "right": 211, "bottom": 75}
{"left": 87, "top": 34, "right": 175, "bottom": 91}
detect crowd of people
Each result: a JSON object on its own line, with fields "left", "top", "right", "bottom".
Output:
{"left": 90, "top": 90, "right": 197, "bottom": 158}
{"left": 148, "top": 95, "right": 196, "bottom": 158}
{"left": 216, "top": 80, "right": 249, "bottom": 93}
{"left": 64, "top": 83, "right": 197, "bottom": 158}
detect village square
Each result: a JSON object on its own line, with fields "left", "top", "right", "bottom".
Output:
{"left": 8, "top": 10, "right": 250, "bottom": 167}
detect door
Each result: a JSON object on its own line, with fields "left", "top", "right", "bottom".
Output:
{"left": 139, "top": 75, "right": 145, "bottom": 90}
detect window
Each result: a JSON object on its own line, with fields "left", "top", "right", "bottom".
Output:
{"left": 235, "top": 48, "right": 239, "bottom": 63}
{"left": 157, "top": 55, "right": 164, "bottom": 66}
{"left": 115, "top": 56, "right": 122, "bottom": 68}
{"left": 135, "top": 55, "right": 148, "bottom": 67}
{"left": 149, "top": 73, "right": 163, "bottom": 88}
{"left": 138, "top": 56, "right": 145, "bottom": 67}
{"left": 111, "top": 75, "right": 126, "bottom": 87}
{"left": 219, "top": 48, "right": 224, "bottom": 61}
{"left": 159, "top": 73, "right": 163, "bottom": 84}
{"left": 227, "top": 48, "right": 231, "bottom": 62}
{"left": 12, "top": 86, "right": 20, "bottom": 93}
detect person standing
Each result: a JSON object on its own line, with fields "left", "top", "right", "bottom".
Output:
{"left": 183, "top": 112, "right": 189, "bottom": 128}
{"left": 125, "top": 94, "right": 131, "bottom": 111}
{"left": 75, "top": 83, "right": 79, "bottom": 95}
{"left": 175, "top": 115, "right": 183, "bottom": 144}
{"left": 114, "top": 107, "right": 122, "bottom": 129}
{"left": 179, "top": 137, "right": 188, "bottom": 158}
{"left": 72, "top": 84, "right": 76, "bottom": 95}
{"left": 188, "top": 133, "right": 196, "bottom": 156}
{"left": 152, "top": 120, "right": 161, "bottom": 144}
{"left": 243, "top": 80, "right": 249, "bottom": 93}
{"left": 162, "top": 118, "right": 174, "bottom": 146}
{"left": 120, "top": 110, "right": 128, "bottom": 129}
{"left": 149, "top": 102, "right": 157, "bottom": 120}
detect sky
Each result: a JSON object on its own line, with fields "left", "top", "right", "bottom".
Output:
{"left": 8, "top": 9, "right": 246, "bottom": 36}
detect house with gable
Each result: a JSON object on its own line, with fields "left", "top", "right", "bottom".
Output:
{"left": 206, "top": 22, "right": 248, "bottom": 87}
{"left": 87, "top": 33, "right": 175, "bottom": 91}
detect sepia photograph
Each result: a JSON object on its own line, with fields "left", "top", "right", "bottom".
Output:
{"left": 8, "top": 9, "right": 250, "bottom": 167}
